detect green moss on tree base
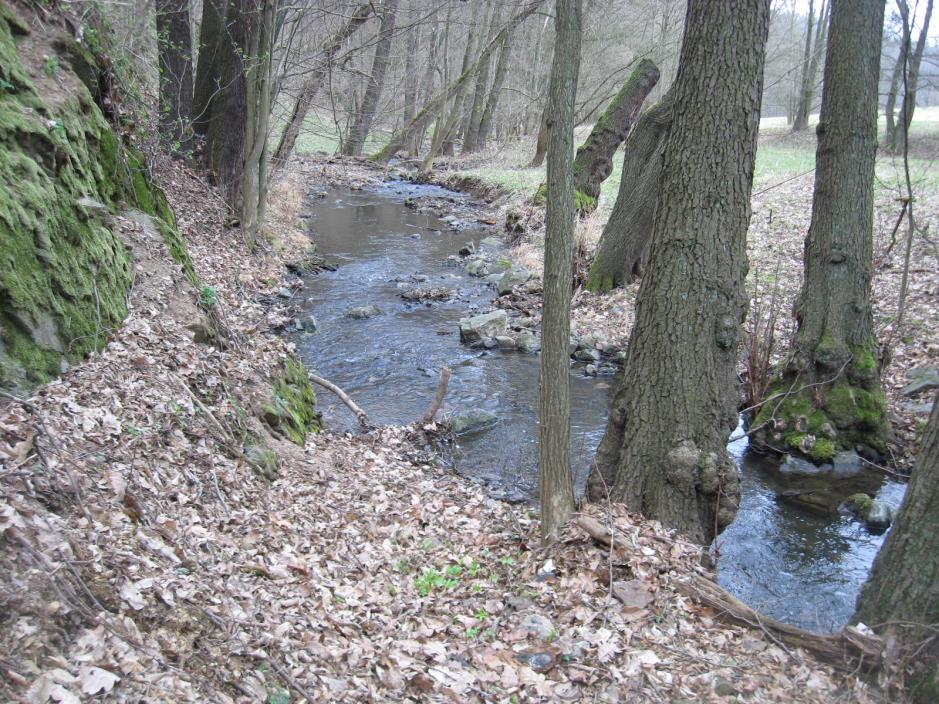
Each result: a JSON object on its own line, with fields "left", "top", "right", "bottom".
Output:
{"left": 262, "top": 359, "right": 321, "bottom": 445}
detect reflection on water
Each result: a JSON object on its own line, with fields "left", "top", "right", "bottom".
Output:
{"left": 295, "top": 183, "right": 905, "bottom": 633}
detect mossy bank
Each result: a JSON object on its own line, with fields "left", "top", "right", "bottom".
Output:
{"left": 0, "top": 2, "right": 181, "bottom": 391}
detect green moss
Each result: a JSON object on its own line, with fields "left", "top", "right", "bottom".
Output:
{"left": 585, "top": 268, "right": 614, "bottom": 293}
{"left": 262, "top": 358, "right": 321, "bottom": 445}
{"left": 826, "top": 381, "right": 886, "bottom": 431}
{"left": 0, "top": 5, "right": 175, "bottom": 391}
{"left": 574, "top": 189, "right": 597, "bottom": 213}
{"left": 533, "top": 183, "right": 546, "bottom": 205}
{"left": 846, "top": 493, "right": 873, "bottom": 516}
{"left": 810, "top": 437, "right": 837, "bottom": 463}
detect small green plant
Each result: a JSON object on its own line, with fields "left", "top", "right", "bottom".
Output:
{"left": 499, "top": 555, "right": 516, "bottom": 566}
{"left": 466, "top": 626, "right": 481, "bottom": 639}
{"left": 474, "top": 609, "right": 489, "bottom": 622}
{"left": 266, "top": 686, "right": 289, "bottom": 704}
{"left": 415, "top": 567, "right": 459, "bottom": 597}
{"left": 200, "top": 285, "right": 218, "bottom": 308}
{"left": 394, "top": 559, "right": 412, "bottom": 574}
{"left": 0, "top": 78, "right": 14, "bottom": 92}
{"left": 42, "top": 55, "right": 60, "bottom": 76}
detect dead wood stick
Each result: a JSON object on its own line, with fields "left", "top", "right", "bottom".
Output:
{"left": 307, "top": 373, "right": 371, "bottom": 428}
{"left": 576, "top": 515, "right": 622, "bottom": 549}
{"left": 422, "top": 366, "right": 451, "bottom": 424}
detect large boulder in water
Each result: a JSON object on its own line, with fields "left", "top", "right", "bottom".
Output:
{"left": 459, "top": 310, "right": 507, "bottom": 343}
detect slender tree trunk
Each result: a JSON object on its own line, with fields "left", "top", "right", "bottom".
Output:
{"left": 192, "top": 0, "right": 227, "bottom": 135}
{"left": 530, "top": 108, "right": 548, "bottom": 167}
{"left": 585, "top": 91, "right": 673, "bottom": 291}
{"left": 855, "top": 393, "right": 939, "bottom": 701}
{"left": 792, "top": 0, "right": 816, "bottom": 132}
{"left": 793, "top": 0, "right": 829, "bottom": 132}
{"left": 343, "top": 0, "right": 399, "bottom": 156}
{"left": 753, "top": 0, "right": 888, "bottom": 462}
{"left": 463, "top": 4, "right": 501, "bottom": 153}
{"left": 271, "top": 3, "right": 373, "bottom": 169}
{"left": 476, "top": 30, "right": 513, "bottom": 151}
{"left": 539, "top": 0, "right": 582, "bottom": 542}
{"left": 570, "top": 58, "right": 659, "bottom": 212}
{"left": 155, "top": 0, "right": 194, "bottom": 153}
{"left": 402, "top": 7, "right": 418, "bottom": 127}
{"left": 411, "top": 12, "right": 439, "bottom": 154}
{"left": 899, "top": 0, "right": 933, "bottom": 137}
{"left": 586, "top": 0, "right": 770, "bottom": 545}
{"left": 885, "top": 40, "right": 906, "bottom": 147}
{"left": 374, "top": 0, "right": 544, "bottom": 163}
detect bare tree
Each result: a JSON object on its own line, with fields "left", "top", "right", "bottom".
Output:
{"left": 792, "top": 0, "right": 829, "bottom": 132}
{"left": 155, "top": 0, "right": 194, "bottom": 152}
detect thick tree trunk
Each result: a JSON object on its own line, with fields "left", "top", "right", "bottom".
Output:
{"left": 585, "top": 0, "right": 770, "bottom": 545}
{"left": 271, "top": 3, "right": 373, "bottom": 169}
{"left": 155, "top": 0, "right": 194, "bottom": 152}
{"left": 753, "top": 0, "right": 888, "bottom": 463}
{"left": 476, "top": 32, "right": 513, "bottom": 151}
{"left": 855, "top": 393, "right": 939, "bottom": 701}
{"left": 539, "top": 0, "right": 582, "bottom": 541}
{"left": 570, "top": 58, "right": 659, "bottom": 213}
{"left": 792, "top": 0, "right": 829, "bottom": 132}
{"left": 584, "top": 92, "right": 673, "bottom": 292}
{"left": 373, "top": 0, "right": 544, "bottom": 163}
{"left": 343, "top": 0, "right": 399, "bottom": 156}
{"left": 204, "top": 0, "right": 251, "bottom": 208}
{"left": 192, "top": 0, "right": 227, "bottom": 135}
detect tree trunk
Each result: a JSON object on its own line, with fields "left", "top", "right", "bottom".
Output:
{"left": 753, "top": 0, "right": 887, "bottom": 463}
{"left": 192, "top": 0, "right": 227, "bottom": 135}
{"left": 570, "top": 58, "right": 659, "bottom": 212}
{"left": 463, "top": 4, "right": 502, "bottom": 154}
{"left": 530, "top": 108, "right": 548, "bottom": 167}
{"left": 792, "top": 0, "right": 829, "bottom": 132}
{"left": 204, "top": 0, "right": 250, "bottom": 208}
{"left": 343, "top": 0, "right": 399, "bottom": 156}
{"left": 884, "top": 39, "right": 906, "bottom": 148}
{"left": 898, "top": 0, "right": 933, "bottom": 139}
{"left": 271, "top": 3, "right": 373, "bottom": 170}
{"left": 855, "top": 393, "right": 939, "bottom": 701}
{"left": 373, "top": 0, "right": 544, "bottom": 163}
{"left": 585, "top": 0, "right": 770, "bottom": 546}
{"left": 402, "top": 7, "right": 418, "bottom": 127}
{"left": 539, "top": 0, "right": 582, "bottom": 541}
{"left": 585, "top": 92, "right": 673, "bottom": 292}
{"left": 155, "top": 0, "right": 194, "bottom": 153}
{"left": 476, "top": 30, "right": 513, "bottom": 151}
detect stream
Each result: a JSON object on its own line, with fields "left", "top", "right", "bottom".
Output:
{"left": 292, "top": 182, "right": 906, "bottom": 633}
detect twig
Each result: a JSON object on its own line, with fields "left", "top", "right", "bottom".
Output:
{"left": 251, "top": 654, "right": 315, "bottom": 702}
{"left": 307, "top": 372, "right": 371, "bottom": 428}
{"left": 421, "top": 366, "right": 451, "bottom": 423}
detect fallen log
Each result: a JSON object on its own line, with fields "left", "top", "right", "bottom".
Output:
{"left": 422, "top": 366, "right": 451, "bottom": 424}
{"left": 575, "top": 515, "right": 884, "bottom": 672}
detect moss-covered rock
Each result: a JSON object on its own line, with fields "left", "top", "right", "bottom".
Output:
{"left": 262, "top": 358, "right": 321, "bottom": 445}
{"left": 0, "top": 4, "right": 184, "bottom": 391}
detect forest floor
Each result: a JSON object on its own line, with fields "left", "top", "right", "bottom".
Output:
{"left": 420, "top": 114, "right": 939, "bottom": 469}
{"left": 0, "top": 145, "right": 907, "bottom": 703}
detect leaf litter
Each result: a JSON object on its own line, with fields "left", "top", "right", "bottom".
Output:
{"left": 0, "top": 153, "right": 900, "bottom": 703}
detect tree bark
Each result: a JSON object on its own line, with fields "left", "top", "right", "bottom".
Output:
{"left": 855, "top": 393, "right": 939, "bottom": 700}
{"left": 792, "top": 0, "right": 829, "bottom": 132}
{"left": 343, "top": 0, "right": 399, "bottom": 156}
{"left": 155, "top": 0, "right": 194, "bottom": 153}
{"left": 204, "top": 0, "right": 251, "bottom": 208}
{"left": 570, "top": 58, "right": 659, "bottom": 212}
{"left": 271, "top": 3, "right": 373, "bottom": 169}
{"left": 530, "top": 108, "right": 548, "bottom": 167}
{"left": 897, "top": 0, "right": 933, "bottom": 142}
{"left": 463, "top": 4, "right": 502, "bottom": 154}
{"left": 753, "top": 0, "right": 888, "bottom": 463}
{"left": 585, "top": 92, "right": 673, "bottom": 291}
{"left": 539, "top": 0, "right": 582, "bottom": 542}
{"left": 585, "top": 0, "right": 770, "bottom": 545}
{"left": 192, "top": 0, "right": 227, "bottom": 136}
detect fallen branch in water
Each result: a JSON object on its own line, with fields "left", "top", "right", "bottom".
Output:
{"left": 422, "top": 367, "right": 451, "bottom": 424}
{"left": 307, "top": 373, "right": 371, "bottom": 428}
{"left": 575, "top": 515, "right": 884, "bottom": 672}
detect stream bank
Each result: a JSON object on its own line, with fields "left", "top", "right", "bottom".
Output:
{"left": 291, "top": 173, "right": 906, "bottom": 633}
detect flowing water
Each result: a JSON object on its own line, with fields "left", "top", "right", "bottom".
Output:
{"left": 293, "top": 182, "right": 906, "bottom": 633}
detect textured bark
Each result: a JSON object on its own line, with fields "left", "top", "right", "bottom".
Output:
{"left": 753, "top": 0, "right": 888, "bottom": 463}
{"left": 530, "top": 109, "right": 548, "bottom": 167}
{"left": 570, "top": 59, "right": 659, "bottom": 212}
{"left": 192, "top": 0, "right": 227, "bottom": 135}
{"left": 586, "top": 0, "right": 770, "bottom": 545}
{"left": 855, "top": 394, "right": 939, "bottom": 700}
{"left": 373, "top": 0, "right": 544, "bottom": 162}
{"left": 155, "top": 0, "right": 194, "bottom": 152}
{"left": 271, "top": 3, "right": 372, "bottom": 169}
{"left": 343, "top": 0, "right": 398, "bottom": 156}
{"left": 792, "top": 0, "right": 829, "bottom": 132}
{"left": 204, "top": 0, "right": 251, "bottom": 208}
{"left": 585, "top": 94, "right": 673, "bottom": 291}
{"left": 539, "top": 0, "right": 582, "bottom": 541}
